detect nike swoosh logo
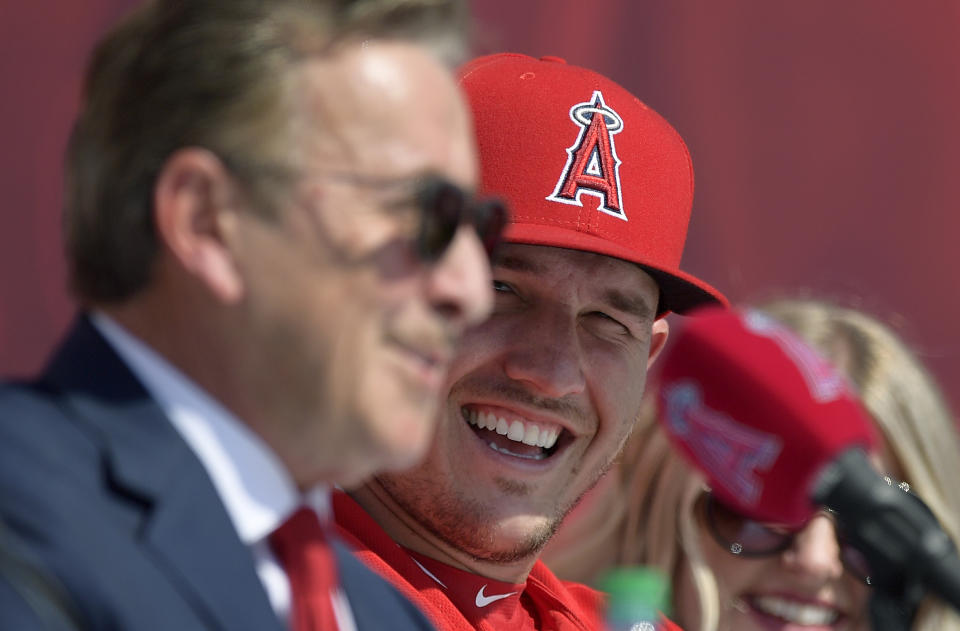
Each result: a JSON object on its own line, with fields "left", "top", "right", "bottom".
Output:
{"left": 475, "top": 584, "right": 517, "bottom": 608}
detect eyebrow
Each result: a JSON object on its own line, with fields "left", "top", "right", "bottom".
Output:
{"left": 496, "top": 253, "right": 656, "bottom": 322}
{"left": 603, "top": 288, "right": 655, "bottom": 323}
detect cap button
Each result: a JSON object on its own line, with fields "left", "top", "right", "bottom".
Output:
{"left": 539, "top": 55, "right": 567, "bottom": 64}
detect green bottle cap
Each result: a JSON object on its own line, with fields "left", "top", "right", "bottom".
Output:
{"left": 598, "top": 566, "right": 670, "bottom": 624}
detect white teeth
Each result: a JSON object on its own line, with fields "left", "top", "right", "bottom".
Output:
{"left": 541, "top": 429, "right": 559, "bottom": 449}
{"left": 522, "top": 424, "right": 540, "bottom": 446}
{"left": 535, "top": 430, "right": 548, "bottom": 448}
{"left": 476, "top": 411, "right": 490, "bottom": 430}
{"left": 752, "top": 596, "right": 838, "bottom": 626}
{"left": 464, "top": 409, "right": 564, "bottom": 452}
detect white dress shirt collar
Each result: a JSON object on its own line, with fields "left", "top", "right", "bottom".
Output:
{"left": 90, "top": 312, "right": 330, "bottom": 542}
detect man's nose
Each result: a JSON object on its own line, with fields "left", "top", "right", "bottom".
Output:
{"left": 502, "top": 308, "right": 586, "bottom": 398}
{"left": 423, "top": 224, "right": 493, "bottom": 329}
{"left": 781, "top": 513, "right": 845, "bottom": 580}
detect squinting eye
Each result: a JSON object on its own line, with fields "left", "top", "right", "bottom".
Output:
{"left": 587, "top": 312, "right": 630, "bottom": 334}
{"left": 591, "top": 311, "right": 619, "bottom": 323}
{"left": 492, "top": 280, "right": 513, "bottom": 293}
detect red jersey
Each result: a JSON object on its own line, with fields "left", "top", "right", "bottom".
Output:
{"left": 332, "top": 491, "right": 604, "bottom": 631}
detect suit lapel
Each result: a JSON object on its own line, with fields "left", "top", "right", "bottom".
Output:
{"left": 142, "top": 473, "right": 284, "bottom": 631}
{"left": 43, "top": 316, "right": 283, "bottom": 631}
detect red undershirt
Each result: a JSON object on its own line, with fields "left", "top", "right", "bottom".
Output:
{"left": 332, "top": 491, "right": 684, "bottom": 631}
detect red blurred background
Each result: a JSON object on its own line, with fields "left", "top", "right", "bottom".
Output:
{"left": 2, "top": 1, "right": 958, "bottom": 413}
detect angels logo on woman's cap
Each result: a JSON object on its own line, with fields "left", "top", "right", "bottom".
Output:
{"left": 458, "top": 53, "right": 726, "bottom": 315}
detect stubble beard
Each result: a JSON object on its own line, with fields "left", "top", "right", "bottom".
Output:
{"left": 377, "top": 375, "right": 632, "bottom": 566}
{"left": 375, "top": 459, "right": 613, "bottom": 566}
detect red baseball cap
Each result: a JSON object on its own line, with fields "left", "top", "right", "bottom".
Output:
{"left": 458, "top": 53, "right": 726, "bottom": 315}
{"left": 657, "top": 306, "right": 877, "bottom": 526}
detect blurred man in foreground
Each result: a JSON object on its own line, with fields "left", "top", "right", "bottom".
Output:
{"left": 334, "top": 53, "right": 726, "bottom": 630}
{"left": 0, "top": 1, "right": 504, "bottom": 629}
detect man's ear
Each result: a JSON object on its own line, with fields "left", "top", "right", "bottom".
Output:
{"left": 153, "top": 148, "right": 245, "bottom": 303}
{"left": 646, "top": 316, "right": 670, "bottom": 368}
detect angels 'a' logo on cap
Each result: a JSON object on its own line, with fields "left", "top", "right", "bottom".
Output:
{"left": 663, "top": 381, "right": 782, "bottom": 506}
{"left": 546, "top": 90, "right": 626, "bottom": 221}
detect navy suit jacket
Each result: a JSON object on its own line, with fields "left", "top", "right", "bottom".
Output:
{"left": 0, "top": 317, "right": 435, "bottom": 631}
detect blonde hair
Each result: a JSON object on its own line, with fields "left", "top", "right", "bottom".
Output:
{"left": 549, "top": 299, "right": 960, "bottom": 630}
{"left": 759, "top": 299, "right": 960, "bottom": 629}
{"left": 616, "top": 401, "right": 719, "bottom": 631}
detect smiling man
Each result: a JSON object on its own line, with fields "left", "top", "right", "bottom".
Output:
{"left": 333, "top": 53, "right": 727, "bottom": 630}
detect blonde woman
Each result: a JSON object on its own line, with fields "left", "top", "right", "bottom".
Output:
{"left": 543, "top": 299, "right": 960, "bottom": 631}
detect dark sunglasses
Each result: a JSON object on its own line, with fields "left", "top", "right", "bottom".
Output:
{"left": 412, "top": 176, "right": 508, "bottom": 263}
{"left": 296, "top": 170, "right": 508, "bottom": 264}
{"left": 701, "top": 490, "right": 876, "bottom": 584}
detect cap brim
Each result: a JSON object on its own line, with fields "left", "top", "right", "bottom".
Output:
{"left": 504, "top": 222, "right": 728, "bottom": 316}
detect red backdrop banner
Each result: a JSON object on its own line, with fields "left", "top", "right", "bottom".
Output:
{"left": 2, "top": 1, "right": 958, "bottom": 415}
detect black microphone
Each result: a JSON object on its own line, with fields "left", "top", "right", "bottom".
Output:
{"left": 814, "top": 448, "right": 960, "bottom": 610}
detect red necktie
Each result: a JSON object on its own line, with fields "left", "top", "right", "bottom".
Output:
{"left": 270, "top": 507, "right": 341, "bottom": 631}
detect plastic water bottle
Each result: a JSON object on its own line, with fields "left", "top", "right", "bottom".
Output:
{"left": 598, "top": 567, "right": 669, "bottom": 631}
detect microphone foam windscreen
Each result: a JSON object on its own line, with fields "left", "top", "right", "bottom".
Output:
{"left": 657, "top": 306, "right": 877, "bottom": 527}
